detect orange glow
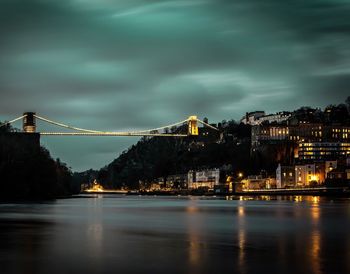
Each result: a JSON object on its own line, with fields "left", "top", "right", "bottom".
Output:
{"left": 310, "top": 174, "right": 319, "bottom": 182}
{"left": 312, "top": 196, "right": 320, "bottom": 204}
{"left": 238, "top": 206, "right": 245, "bottom": 217}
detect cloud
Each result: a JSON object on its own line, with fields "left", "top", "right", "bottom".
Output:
{"left": 0, "top": 0, "right": 349, "bottom": 170}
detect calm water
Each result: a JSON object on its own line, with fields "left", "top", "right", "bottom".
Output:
{"left": 0, "top": 195, "right": 350, "bottom": 274}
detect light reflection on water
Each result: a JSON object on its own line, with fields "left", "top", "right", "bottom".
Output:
{"left": 237, "top": 203, "right": 246, "bottom": 274}
{"left": 0, "top": 195, "right": 350, "bottom": 274}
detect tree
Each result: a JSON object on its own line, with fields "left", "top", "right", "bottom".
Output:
{"left": 346, "top": 96, "right": 350, "bottom": 113}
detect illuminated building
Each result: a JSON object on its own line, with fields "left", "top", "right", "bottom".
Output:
{"left": 325, "top": 160, "right": 337, "bottom": 177}
{"left": 241, "top": 176, "right": 276, "bottom": 190}
{"left": 187, "top": 168, "right": 220, "bottom": 189}
{"left": 295, "top": 164, "right": 319, "bottom": 186}
{"left": 289, "top": 124, "right": 350, "bottom": 142}
{"left": 241, "top": 111, "right": 291, "bottom": 126}
{"left": 298, "top": 142, "right": 350, "bottom": 160}
{"left": 240, "top": 111, "right": 265, "bottom": 125}
{"left": 275, "top": 161, "right": 337, "bottom": 188}
{"left": 251, "top": 125, "right": 289, "bottom": 146}
{"left": 253, "top": 123, "right": 350, "bottom": 148}
{"left": 85, "top": 179, "right": 104, "bottom": 192}
{"left": 276, "top": 164, "right": 295, "bottom": 188}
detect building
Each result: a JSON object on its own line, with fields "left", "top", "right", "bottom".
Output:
{"left": 257, "top": 111, "right": 291, "bottom": 125}
{"left": 276, "top": 164, "right": 295, "bottom": 188}
{"left": 252, "top": 125, "right": 289, "bottom": 147}
{"left": 165, "top": 174, "right": 187, "bottom": 189}
{"left": 187, "top": 168, "right": 220, "bottom": 189}
{"left": 252, "top": 121, "right": 350, "bottom": 163}
{"left": 326, "top": 164, "right": 350, "bottom": 187}
{"left": 240, "top": 111, "right": 265, "bottom": 125}
{"left": 289, "top": 124, "right": 350, "bottom": 143}
{"left": 298, "top": 142, "right": 350, "bottom": 161}
{"left": 241, "top": 175, "right": 276, "bottom": 190}
{"left": 327, "top": 167, "right": 350, "bottom": 181}
{"left": 295, "top": 164, "right": 319, "bottom": 186}
{"left": 275, "top": 160, "right": 338, "bottom": 189}
{"left": 325, "top": 161, "right": 337, "bottom": 177}
{"left": 253, "top": 123, "right": 350, "bottom": 147}
{"left": 241, "top": 111, "right": 291, "bottom": 126}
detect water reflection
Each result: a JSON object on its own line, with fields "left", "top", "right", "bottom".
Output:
{"left": 310, "top": 201, "right": 321, "bottom": 274}
{"left": 186, "top": 200, "right": 201, "bottom": 272}
{"left": 0, "top": 218, "right": 54, "bottom": 274}
{"left": 86, "top": 223, "right": 103, "bottom": 257}
{"left": 86, "top": 198, "right": 104, "bottom": 259}
{"left": 237, "top": 204, "right": 246, "bottom": 274}
{"left": 310, "top": 231, "right": 321, "bottom": 274}
{"left": 0, "top": 196, "right": 349, "bottom": 274}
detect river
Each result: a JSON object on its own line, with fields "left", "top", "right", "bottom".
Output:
{"left": 1, "top": 195, "right": 349, "bottom": 274}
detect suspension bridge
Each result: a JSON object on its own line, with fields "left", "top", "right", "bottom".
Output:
{"left": 0, "top": 112, "right": 218, "bottom": 137}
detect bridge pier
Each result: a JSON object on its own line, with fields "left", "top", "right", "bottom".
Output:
{"left": 23, "top": 112, "right": 36, "bottom": 133}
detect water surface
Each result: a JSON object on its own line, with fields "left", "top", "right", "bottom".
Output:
{"left": 1, "top": 195, "right": 349, "bottom": 274}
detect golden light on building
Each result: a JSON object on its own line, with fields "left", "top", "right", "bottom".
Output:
{"left": 86, "top": 179, "right": 104, "bottom": 192}
{"left": 310, "top": 174, "right": 319, "bottom": 182}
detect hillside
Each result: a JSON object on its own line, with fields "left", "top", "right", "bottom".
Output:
{"left": 0, "top": 124, "right": 78, "bottom": 200}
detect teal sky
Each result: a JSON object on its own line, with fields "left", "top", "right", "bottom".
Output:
{"left": 1, "top": 0, "right": 349, "bottom": 171}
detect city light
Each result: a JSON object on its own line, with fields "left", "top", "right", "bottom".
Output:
{"left": 310, "top": 175, "right": 319, "bottom": 182}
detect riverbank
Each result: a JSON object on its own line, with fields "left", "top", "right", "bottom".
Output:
{"left": 81, "top": 186, "right": 350, "bottom": 197}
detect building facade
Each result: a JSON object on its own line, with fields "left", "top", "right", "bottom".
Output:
{"left": 295, "top": 164, "right": 317, "bottom": 186}
{"left": 165, "top": 174, "right": 188, "bottom": 189}
{"left": 241, "top": 175, "right": 276, "bottom": 190}
{"left": 252, "top": 125, "right": 289, "bottom": 147}
{"left": 187, "top": 168, "right": 220, "bottom": 189}
{"left": 276, "top": 164, "right": 295, "bottom": 188}
{"left": 298, "top": 142, "right": 350, "bottom": 161}
{"left": 241, "top": 111, "right": 291, "bottom": 126}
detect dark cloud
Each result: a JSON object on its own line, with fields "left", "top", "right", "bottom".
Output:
{"left": 0, "top": 0, "right": 349, "bottom": 170}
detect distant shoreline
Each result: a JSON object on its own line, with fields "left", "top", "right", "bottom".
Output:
{"left": 1, "top": 187, "right": 349, "bottom": 203}
{"left": 81, "top": 186, "right": 350, "bottom": 197}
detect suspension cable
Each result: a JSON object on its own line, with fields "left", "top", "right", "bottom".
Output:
{"left": 34, "top": 115, "right": 104, "bottom": 133}
{"left": 127, "top": 119, "right": 189, "bottom": 134}
{"left": 197, "top": 119, "right": 219, "bottom": 131}
{"left": 0, "top": 115, "right": 26, "bottom": 128}
{"left": 35, "top": 115, "right": 189, "bottom": 135}
{"left": 40, "top": 132, "right": 188, "bottom": 137}
{"left": 1, "top": 114, "right": 218, "bottom": 136}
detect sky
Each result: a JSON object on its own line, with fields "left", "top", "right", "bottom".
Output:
{"left": 1, "top": 0, "right": 350, "bottom": 171}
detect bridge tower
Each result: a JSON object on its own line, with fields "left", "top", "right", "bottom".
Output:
{"left": 23, "top": 112, "right": 36, "bottom": 133}
{"left": 188, "top": 115, "right": 198, "bottom": 136}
